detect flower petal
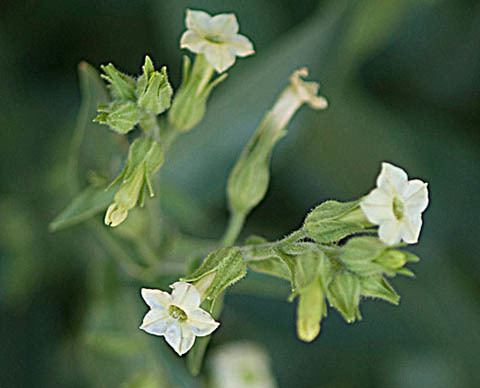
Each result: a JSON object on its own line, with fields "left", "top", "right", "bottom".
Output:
{"left": 164, "top": 322, "right": 196, "bottom": 356}
{"left": 360, "top": 188, "right": 395, "bottom": 224}
{"left": 378, "top": 220, "right": 402, "bottom": 245}
{"left": 139, "top": 309, "right": 170, "bottom": 336}
{"left": 188, "top": 308, "right": 220, "bottom": 336}
{"left": 377, "top": 162, "right": 408, "bottom": 194}
{"left": 185, "top": 9, "right": 211, "bottom": 35}
{"left": 210, "top": 13, "right": 239, "bottom": 36}
{"left": 403, "top": 179, "right": 429, "bottom": 216}
{"left": 400, "top": 216, "right": 422, "bottom": 244}
{"left": 290, "top": 68, "right": 328, "bottom": 110}
{"left": 203, "top": 44, "right": 236, "bottom": 73}
{"left": 164, "top": 321, "right": 182, "bottom": 355}
{"left": 170, "top": 282, "right": 201, "bottom": 311}
{"left": 180, "top": 30, "right": 207, "bottom": 53}
{"left": 141, "top": 288, "right": 171, "bottom": 310}
{"left": 228, "top": 34, "right": 255, "bottom": 57}
{"left": 178, "top": 325, "right": 196, "bottom": 355}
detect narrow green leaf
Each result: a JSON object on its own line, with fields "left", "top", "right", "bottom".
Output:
{"left": 49, "top": 185, "right": 115, "bottom": 232}
{"left": 68, "top": 62, "right": 109, "bottom": 193}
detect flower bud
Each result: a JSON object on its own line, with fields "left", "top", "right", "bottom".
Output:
{"left": 168, "top": 55, "right": 227, "bottom": 132}
{"left": 104, "top": 163, "right": 145, "bottom": 227}
{"left": 296, "top": 280, "right": 326, "bottom": 342}
{"left": 376, "top": 250, "right": 407, "bottom": 271}
{"left": 104, "top": 137, "right": 164, "bottom": 227}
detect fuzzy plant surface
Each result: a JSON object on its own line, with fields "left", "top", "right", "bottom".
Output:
{"left": 51, "top": 8, "right": 429, "bottom": 378}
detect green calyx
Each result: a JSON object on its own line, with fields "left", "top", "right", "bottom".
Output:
{"left": 95, "top": 56, "right": 172, "bottom": 134}
{"left": 168, "top": 55, "right": 227, "bottom": 132}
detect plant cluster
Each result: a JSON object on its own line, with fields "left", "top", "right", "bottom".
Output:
{"left": 51, "top": 9, "right": 429, "bottom": 375}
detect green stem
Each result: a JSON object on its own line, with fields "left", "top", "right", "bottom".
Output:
{"left": 159, "top": 122, "right": 179, "bottom": 151}
{"left": 277, "top": 229, "right": 306, "bottom": 247}
{"left": 139, "top": 113, "right": 160, "bottom": 138}
{"left": 221, "top": 212, "right": 246, "bottom": 247}
{"left": 240, "top": 228, "right": 306, "bottom": 259}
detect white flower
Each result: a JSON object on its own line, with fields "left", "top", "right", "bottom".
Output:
{"left": 139, "top": 282, "right": 219, "bottom": 356}
{"left": 209, "top": 342, "right": 278, "bottom": 388}
{"left": 180, "top": 9, "right": 254, "bottom": 73}
{"left": 361, "top": 162, "right": 429, "bottom": 245}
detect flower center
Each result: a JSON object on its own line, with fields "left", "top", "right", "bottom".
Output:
{"left": 205, "top": 34, "right": 224, "bottom": 44}
{"left": 392, "top": 197, "right": 404, "bottom": 220}
{"left": 168, "top": 305, "right": 188, "bottom": 321}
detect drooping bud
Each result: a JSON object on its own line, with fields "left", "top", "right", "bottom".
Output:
{"left": 297, "top": 280, "right": 326, "bottom": 342}
{"left": 104, "top": 137, "right": 164, "bottom": 227}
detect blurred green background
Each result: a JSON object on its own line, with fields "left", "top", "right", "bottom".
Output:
{"left": 1, "top": 0, "right": 480, "bottom": 387}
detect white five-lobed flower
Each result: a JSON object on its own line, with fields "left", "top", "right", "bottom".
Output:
{"left": 140, "top": 282, "right": 219, "bottom": 356}
{"left": 361, "top": 162, "right": 429, "bottom": 246}
{"left": 180, "top": 9, "right": 255, "bottom": 73}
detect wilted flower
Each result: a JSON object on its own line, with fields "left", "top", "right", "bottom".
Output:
{"left": 361, "top": 162, "right": 429, "bottom": 245}
{"left": 227, "top": 67, "right": 327, "bottom": 217}
{"left": 180, "top": 9, "right": 254, "bottom": 73}
{"left": 139, "top": 282, "right": 219, "bottom": 356}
